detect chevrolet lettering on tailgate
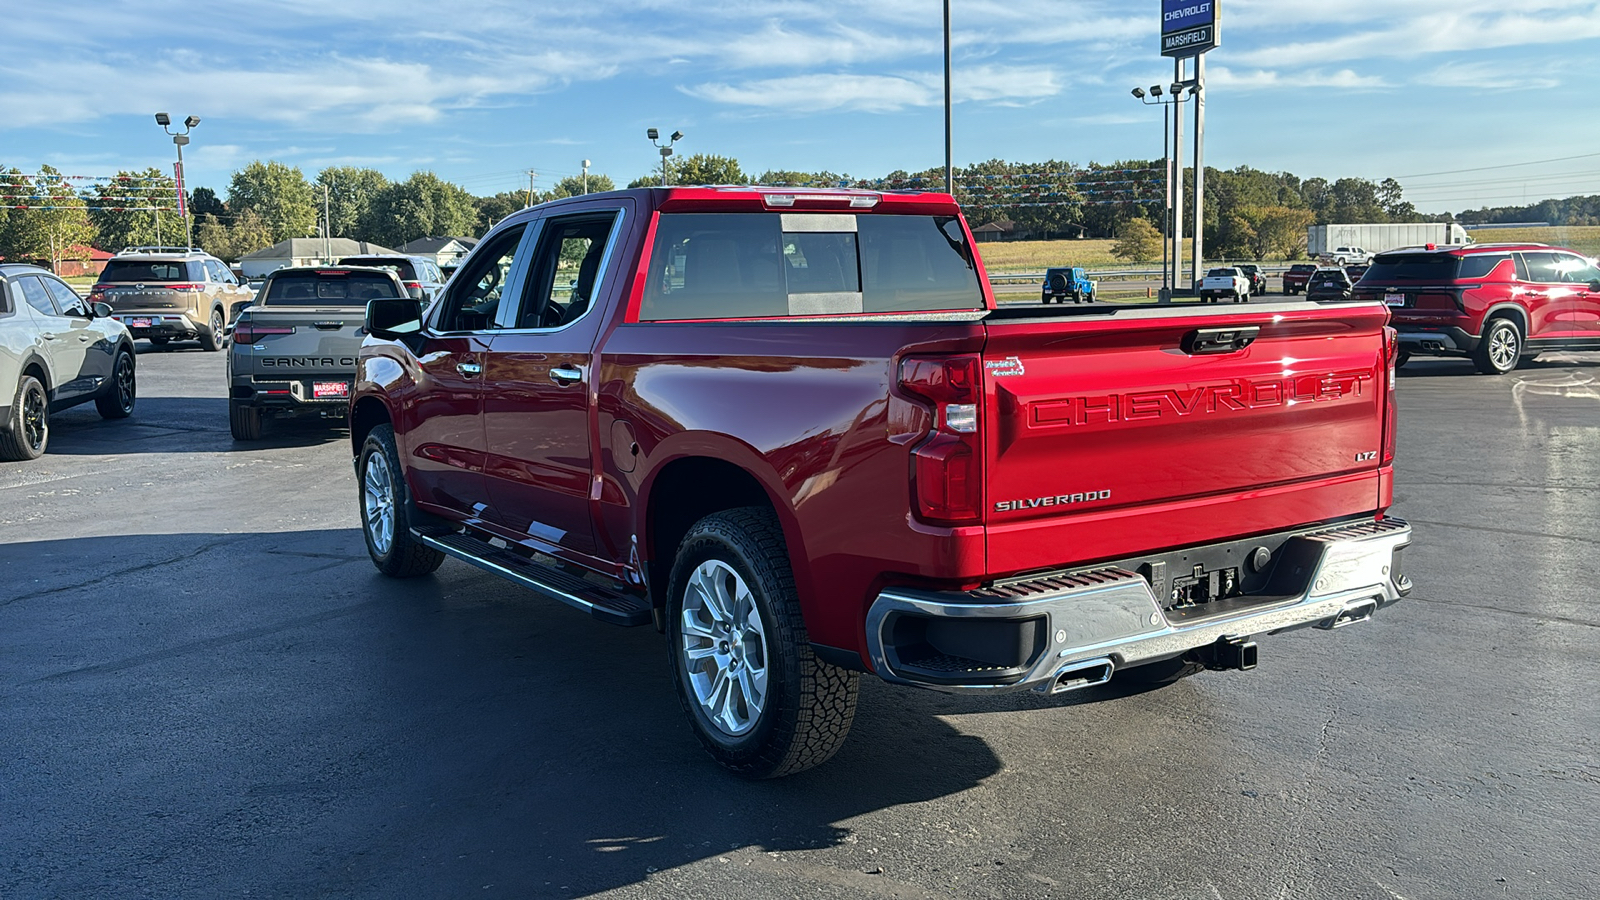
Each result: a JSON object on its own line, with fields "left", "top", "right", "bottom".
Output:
{"left": 1032, "top": 370, "right": 1375, "bottom": 429}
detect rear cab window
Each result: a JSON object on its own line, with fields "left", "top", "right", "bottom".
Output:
{"left": 341, "top": 257, "right": 418, "bottom": 281}
{"left": 638, "top": 212, "right": 984, "bottom": 321}
{"left": 1364, "top": 254, "right": 1460, "bottom": 282}
{"left": 264, "top": 272, "right": 400, "bottom": 305}
{"left": 100, "top": 260, "right": 188, "bottom": 282}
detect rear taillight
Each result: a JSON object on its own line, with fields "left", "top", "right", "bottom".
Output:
{"left": 1381, "top": 326, "right": 1398, "bottom": 466}
{"left": 231, "top": 323, "right": 295, "bottom": 344}
{"left": 403, "top": 281, "right": 423, "bottom": 291}
{"left": 899, "top": 355, "right": 982, "bottom": 525}
{"left": 88, "top": 283, "right": 109, "bottom": 301}
{"left": 165, "top": 283, "right": 203, "bottom": 292}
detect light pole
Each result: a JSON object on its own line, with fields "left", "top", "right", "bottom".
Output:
{"left": 154, "top": 112, "right": 199, "bottom": 249}
{"left": 943, "top": 0, "right": 953, "bottom": 196}
{"left": 582, "top": 159, "right": 591, "bottom": 195}
{"left": 1133, "top": 83, "right": 1192, "bottom": 302}
{"left": 647, "top": 128, "right": 683, "bottom": 186}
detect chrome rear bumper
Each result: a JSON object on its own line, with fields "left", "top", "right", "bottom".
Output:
{"left": 865, "top": 518, "right": 1412, "bottom": 693}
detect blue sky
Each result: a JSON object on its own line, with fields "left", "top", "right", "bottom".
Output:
{"left": 4, "top": 0, "right": 1599, "bottom": 213}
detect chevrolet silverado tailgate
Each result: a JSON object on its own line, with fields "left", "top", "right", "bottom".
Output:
{"left": 981, "top": 301, "right": 1392, "bottom": 573}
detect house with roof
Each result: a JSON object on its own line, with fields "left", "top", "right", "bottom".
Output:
{"left": 970, "top": 220, "right": 1036, "bottom": 243}
{"left": 237, "top": 238, "right": 398, "bottom": 278}
{"left": 399, "top": 236, "right": 479, "bottom": 268}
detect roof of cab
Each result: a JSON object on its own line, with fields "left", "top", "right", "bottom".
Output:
{"left": 519, "top": 186, "right": 963, "bottom": 218}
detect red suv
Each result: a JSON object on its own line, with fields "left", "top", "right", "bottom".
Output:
{"left": 1354, "top": 243, "right": 1600, "bottom": 374}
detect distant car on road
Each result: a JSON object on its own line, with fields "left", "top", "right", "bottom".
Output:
{"left": 1041, "top": 266, "right": 1096, "bottom": 303}
{"left": 1318, "top": 246, "right": 1373, "bottom": 266}
{"left": 335, "top": 254, "right": 446, "bottom": 305}
{"left": 1198, "top": 267, "right": 1252, "bottom": 303}
{"left": 1282, "top": 263, "right": 1317, "bottom": 295}
{"left": 1345, "top": 265, "right": 1370, "bottom": 284}
{"left": 1, "top": 264, "right": 137, "bottom": 460}
{"left": 1306, "top": 267, "right": 1355, "bottom": 302}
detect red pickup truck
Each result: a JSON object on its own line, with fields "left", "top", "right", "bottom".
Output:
{"left": 350, "top": 187, "right": 1412, "bottom": 778}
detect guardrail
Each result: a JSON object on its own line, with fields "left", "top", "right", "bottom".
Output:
{"left": 988, "top": 264, "right": 1297, "bottom": 283}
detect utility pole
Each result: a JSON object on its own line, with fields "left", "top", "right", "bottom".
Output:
{"left": 526, "top": 170, "right": 537, "bottom": 207}
{"left": 322, "top": 180, "right": 331, "bottom": 263}
{"left": 582, "top": 159, "right": 591, "bottom": 194}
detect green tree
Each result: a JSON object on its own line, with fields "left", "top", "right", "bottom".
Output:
{"left": 363, "top": 172, "right": 477, "bottom": 247}
{"left": 544, "top": 173, "right": 616, "bottom": 200}
{"left": 474, "top": 191, "right": 525, "bottom": 236}
{"left": 0, "top": 166, "right": 95, "bottom": 271}
{"left": 666, "top": 153, "right": 747, "bottom": 187}
{"left": 1111, "top": 217, "right": 1162, "bottom": 262}
{"left": 227, "top": 161, "right": 317, "bottom": 243}
{"left": 194, "top": 207, "right": 273, "bottom": 262}
{"left": 88, "top": 168, "right": 175, "bottom": 252}
{"left": 1235, "top": 206, "right": 1316, "bottom": 260}
{"left": 190, "top": 187, "right": 226, "bottom": 219}
{"left": 316, "top": 167, "right": 389, "bottom": 240}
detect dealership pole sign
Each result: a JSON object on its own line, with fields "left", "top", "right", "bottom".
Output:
{"left": 1162, "top": 0, "right": 1219, "bottom": 58}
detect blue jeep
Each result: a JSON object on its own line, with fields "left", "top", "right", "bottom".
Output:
{"left": 1042, "top": 266, "right": 1097, "bottom": 304}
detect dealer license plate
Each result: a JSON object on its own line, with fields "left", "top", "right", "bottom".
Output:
{"left": 128, "top": 317, "right": 152, "bottom": 328}
{"left": 1384, "top": 293, "right": 1406, "bottom": 307}
{"left": 313, "top": 381, "right": 350, "bottom": 399}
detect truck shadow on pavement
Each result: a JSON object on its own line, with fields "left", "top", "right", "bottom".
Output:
{"left": 43, "top": 397, "right": 347, "bottom": 454}
{"left": 2, "top": 528, "right": 1110, "bottom": 898}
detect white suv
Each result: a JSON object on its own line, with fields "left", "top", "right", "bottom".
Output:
{"left": 1, "top": 265, "right": 137, "bottom": 460}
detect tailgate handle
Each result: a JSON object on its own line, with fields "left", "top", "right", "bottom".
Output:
{"left": 1183, "top": 326, "right": 1260, "bottom": 355}
{"left": 312, "top": 320, "right": 344, "bottom": 330}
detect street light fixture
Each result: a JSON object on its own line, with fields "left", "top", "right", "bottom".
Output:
{"left": 648, "top": 128, "right": 684, "bottom": 187}
{"left": 155, "top": 111, "right": 200, "bottom": 249}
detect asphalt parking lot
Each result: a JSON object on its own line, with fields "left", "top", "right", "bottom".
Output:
{"left": 3, "top": 342, "right": 1597, "bottom": 900}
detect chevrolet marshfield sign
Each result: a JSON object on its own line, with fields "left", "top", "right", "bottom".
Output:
{"left": 1161, "top": 0, "right": 1219, "bottom": 58}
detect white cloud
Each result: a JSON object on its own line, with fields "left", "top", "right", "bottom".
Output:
{"left": 682, "top": 65, "right": 1060, "bottom": 114}
{"left": 1205, "top": 67, "right": 1390, "bottom": 91}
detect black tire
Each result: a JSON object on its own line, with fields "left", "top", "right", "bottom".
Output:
{"left": 95, "top": 350, "right": 137, "bottom": 419}
{"left": 1395, "top": 349, "right": 1411, "bottom": 370}
{"left": 199, "top": 308, "right": 226, "bottom": 352}
{"left": 358, "top": 424, "right": 446, "bottom": 578}
{"left": 1115, "top": 656, "right": 1202, "bottom": 688}
{"left": 0, "top": 375, "right": 48, "bottom": 461}
{"left": 1047, "top": 273, "right": 1069, "bottom": 294}
{"left": 1473, "top": 318, "right": 1522, "bottom": 375}
{"left": 148, "top": 336, "right": 171, "bottom": 347}
{"left": 666, "top": 507, "right": 859, "bottom": 778}
{"left": 229, "top": 402, "right": 264, "bottom": 441}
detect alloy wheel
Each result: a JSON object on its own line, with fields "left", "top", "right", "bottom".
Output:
{"left": 115, "top": 355, "right": 135, "bottom": 412}
{"left": 22, "top": 383, "right": 46, "bottom": 452}
{"left": 679, "top": 559, "right": 770, "bottom": 737}
{"left": 1489, "top": 324, "right": 1519, "bottom": 371}
{"left": 363, "top": 452, "right": 396, "bottom": 556}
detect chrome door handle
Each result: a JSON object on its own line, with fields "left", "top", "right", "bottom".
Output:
{"left": 549, "top": 365, "right": 583, "bottom": 386}
{"left": 457, "top": 362, "right": 482, "bottom": 377}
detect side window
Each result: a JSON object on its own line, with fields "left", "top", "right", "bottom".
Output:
{"left": 0, "top": 280, "right": 13, "bottom": 315}
{"left": 1457, "top": 255, "right": 1510, "bottom": 280}
{"left": 433, "top": 225, "right": 527, "bottom": 332}
{"left": 43, "top": 278, "right": 87, "bottom": 317}
{"left": 514, "top": 213, "right": 620, "bottom": 329}
{"left": 1553, "top": 254, "right": 1597, "bottom": 283}
{"left": 188, "top": 261, "right": 209, "bottom": 283}
{"left": 206, "top": 260, "right": 230, "bottom": 283}
{"left": 17, "top": 277, "right": 58, "bottom": 316}
{"left": 1519, "top": 252, "right": 1563, "bottom": 284}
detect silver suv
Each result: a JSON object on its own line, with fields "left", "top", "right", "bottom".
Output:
{"left": 1, "top": 264, "right": 137, "bottom": 460}
{"left": 89, "top": 247, "right": 252, "bottom": 351}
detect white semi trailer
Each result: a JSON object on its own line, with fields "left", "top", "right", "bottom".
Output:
{"left": 1307, "top": 223, "right": 1471, "bottom": 261}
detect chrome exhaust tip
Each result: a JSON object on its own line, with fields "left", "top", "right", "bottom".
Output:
{"left": 1320, "top": 597, "right": 1379, "bottom": 630}
{"left": 1049, "top": 658, "right": 1115, "bottom": 694}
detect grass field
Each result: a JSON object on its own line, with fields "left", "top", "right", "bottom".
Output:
{"left": 974, "top": 239, "right": 1188, "bottom": 274}
{"left": 1462, "top": 225, "right": 1600, "bottom": 257}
